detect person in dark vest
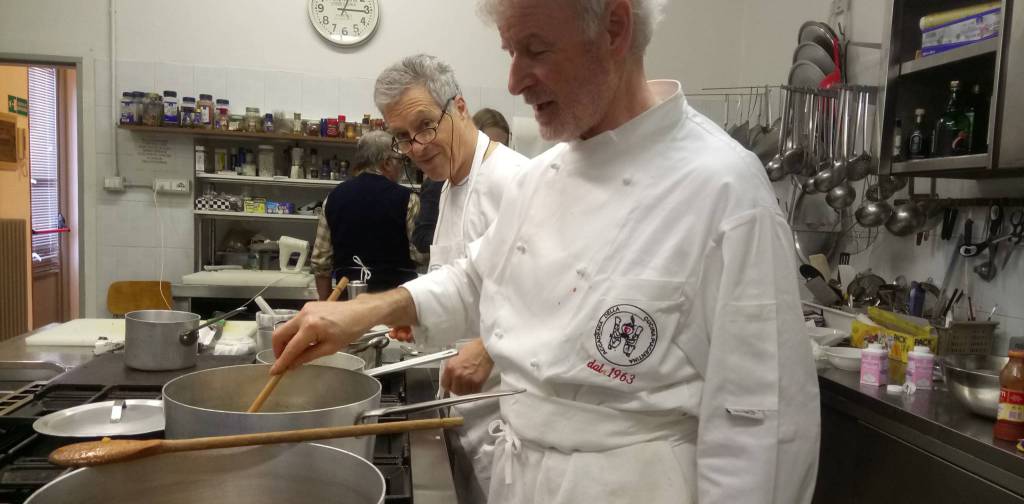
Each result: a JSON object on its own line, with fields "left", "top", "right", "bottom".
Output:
{"left": 311, "top": 130, "right": 427, "bottom": 299}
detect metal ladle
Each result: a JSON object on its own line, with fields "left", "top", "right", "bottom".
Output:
{"left": 826, "top": 180, "right": 857, "bottom": 209}
{"left": 766, "top": 88, "right": 793, "bottom": 182}
{"left": 782, "top": 90, "right": 807, "bottom": 174}
{"left": 885, "top": 201, "right": 926, "bottom": 236}
{"left": 846, "top": 89, "right": 872, "bottom": 181}
{"left": 855, "top": 199, "right": 893, "bottom": 227}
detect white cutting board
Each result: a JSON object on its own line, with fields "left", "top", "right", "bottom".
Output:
{"left": 182, "top": 270, "right": 314, "bottom": 287}
{"left": 25, "top": 319, "right": 257, "bottom": 347}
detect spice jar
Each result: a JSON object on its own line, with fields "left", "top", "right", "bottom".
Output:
{"left": 132, "top": 92, "right": 144, "bottom": 124}
{"left": 162, "top": 91, "right": 178, "bottom": 126}
{"left": 196, "top": 94, "right": 215, "bottom": 129}
{"left": 326, "top": 118, "right": 340, "bottom": 137}
{"left": 263, "top": 113, "right": 274, "bottom": 133}
{"left": 215, "top": 99, "right": 230, "bottom": 130}
{"left": 245, "top": 107, "right": 261, "bottom": 132}
{"left": 180, "top": 97, "right": 197, "bottom": 127}
{"left": 257, "top": 145, "right": 274, "bottom": 177}
{"left": 995, "top": 350, "right": 1024, "bottom": 441}
{"left": 344, "top": 122, "right": 358, "bottom": 140}
{"left": 228, "top": 114, "right": 243, "bottom": 131}
{"left": 141, "top": 93, "right": 163, "bottom": 126}
{"left": 293, "top": 113, "right": 303, "bottom": 134}
{"left": 119, "top": 92, "right": 136, "bottom": 125}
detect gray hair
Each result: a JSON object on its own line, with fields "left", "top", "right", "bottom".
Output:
{"left": 352, "top": 131, "right": 395, "bottom": 173}
{"left": 374, "top": 54, "right": 462, "bottom": 113}
{"left": 478, "top": 0, "right": 667, "bottom": 55}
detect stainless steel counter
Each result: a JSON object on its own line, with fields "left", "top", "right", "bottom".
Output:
{"left": 818, "top": 366, "right": 1024, "bottom": 499}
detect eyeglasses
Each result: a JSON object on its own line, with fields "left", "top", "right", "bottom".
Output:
{"left": 391, "top": 96, "right": 455, "bottom": 155}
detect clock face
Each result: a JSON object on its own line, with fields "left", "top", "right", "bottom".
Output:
{"left": 308, "top": 0, "right": 380, "bottom": 47}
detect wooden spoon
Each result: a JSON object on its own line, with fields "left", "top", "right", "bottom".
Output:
{"left": 247, "top": 374, "right": 284, "bottom": 413}
{"left": 49, "top": 417, "right": 464, "bottom": 467}
{"left": 327, "top": 276, "right": 350, "bottom": 302}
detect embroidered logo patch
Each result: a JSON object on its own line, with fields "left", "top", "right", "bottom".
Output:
{"left": 593, "top": 304, "right": 658, "bottom": 367}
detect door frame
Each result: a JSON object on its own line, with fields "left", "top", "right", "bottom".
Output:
{"left": 0, "top": 53, "right": 85, "bottom": 320}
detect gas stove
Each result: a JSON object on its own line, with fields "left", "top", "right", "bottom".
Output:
{"left": 0, "top": 355, "right": 415, "bottom": 504}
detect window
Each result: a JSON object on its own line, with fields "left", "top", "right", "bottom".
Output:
{"left": 27, "top": 66, "right": 60, "bottom": 274}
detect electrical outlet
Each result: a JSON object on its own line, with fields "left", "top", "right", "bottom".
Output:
{"left": 103, "top": 176, "right": 125, "bottom": 192}
{"left": 153, "top": 178, "right": 190, "bottom": 195}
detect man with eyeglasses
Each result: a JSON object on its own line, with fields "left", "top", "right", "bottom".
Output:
{"left": 374, "top": 53, "right": 528, "bottom": 499}
{"left": 310, "top": 130, "right": 427, "bottom": 299}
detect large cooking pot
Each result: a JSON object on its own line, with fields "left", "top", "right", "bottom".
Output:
{"left": 25, "top": 443, "right": 384, "bottom": 504}
{"left": 162, "top": 352, "right": 520, "bottom": 460}
{"left": 125, "top": 308, "right": 245, "bottom": 371}
{"left": 256, "top": 348, "right": 367, "bottom": 371}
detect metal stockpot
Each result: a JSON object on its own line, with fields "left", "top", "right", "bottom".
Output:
{"left": 124, "top": 310, "right": 200, "bottom": 371}
{"left": 255, "top": 348, "right": 366, "bottom": 371}
{"left": 162, "top": 351, "right": 519, "bottom": 461}
{"left": 25, "top": 443, "right": 384, "bottom": 504}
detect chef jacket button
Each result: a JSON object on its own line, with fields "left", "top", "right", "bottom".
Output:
{"left": 576, "top": 266, "right": 586, "bottom": 278}
{"left": 529, "top": 359, "right": 540, "bottom": 369}
{"left": 515, "top": 242, "right": 527, "bottom": 254}
{"left": 494, "top": 329, "right": 503, "bottom": 340}
{"left": 622, "top": 176, "right": 633, "bottom": 186}
{"left": 549, "top": 162, "right": 560, "bottom": 171}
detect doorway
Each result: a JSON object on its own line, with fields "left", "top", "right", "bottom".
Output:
{"left": 0, "top": 61, "right": 80, "bottom": 334}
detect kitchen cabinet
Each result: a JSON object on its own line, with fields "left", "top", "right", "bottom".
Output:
{"left": 877, "top": 0, "right": 1023, "bottom": 177}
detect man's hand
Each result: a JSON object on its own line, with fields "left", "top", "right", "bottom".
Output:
{"left": 271, "top": 288, "right": 418, "bottom": 375}
{"left": 389, "top": 326, "right": 414, "bottom": 342}
{"left": 441, "top": 338, "right": 494, "bottom": 395}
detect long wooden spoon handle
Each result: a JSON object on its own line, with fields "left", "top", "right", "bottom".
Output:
{"left": 327, "top": 277, "right": 350, "bottom": 302}
{"left": 165, "top": 417, "right": 464, "bottom": 453}
{"left": 247, "top": 374, "right": 283, "bottom": 413}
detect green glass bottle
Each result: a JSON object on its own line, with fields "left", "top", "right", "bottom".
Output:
{"left": 933, "top": 81, "right": 971, "bottom": 157}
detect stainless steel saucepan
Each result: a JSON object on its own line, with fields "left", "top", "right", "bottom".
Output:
{"left": 163, "top": 354, "right": 522, "bottom": 461}
{"left": 124, "top": 308, "right": 245, "bottom": 371}
{"left": 25, "top": 443, "right": 386, "bottom": 504}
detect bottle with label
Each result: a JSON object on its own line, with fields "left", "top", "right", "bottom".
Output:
{"left": 906, "top": 345, "right": 934, "bottom": 390}
{"left": 995, "top": 350, "right": 1024, "bottom": 441}
{"left": 892, "top": 119, "right": 904, "bottom": 162}
{"left": 908, "top": 109, "right": 929, "bottom": 159}
{"left": 966, "top": 84, "right": 990, "bottom": 154}
{"left": 307, "top": 149, "right": 319, "bottom": 180}
{"left": 196, "top": 94, "right": 215, "bottom": 129}
{"left": 933, "top": 81, "right": 971, "bottom": 157}
{"left": 860, "top": 343, "right": 888, "bottom": 386}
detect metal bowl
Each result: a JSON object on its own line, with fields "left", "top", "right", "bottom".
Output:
{"left": 942, "top": 355, "right": 1008, "bottom": 419}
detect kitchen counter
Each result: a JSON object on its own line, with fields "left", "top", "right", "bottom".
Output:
{"left": 817, "top": 366, "right": 1024, "bottom": 503}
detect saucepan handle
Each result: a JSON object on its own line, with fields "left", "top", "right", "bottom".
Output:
{"left": 364, "top": 348, "right": 459, "bottom": 377}
{"left": 357, "top": 388, "right": 526, "bottom": 422}
{"left": 179, "top": 306, "right": 248, "bottom": 345}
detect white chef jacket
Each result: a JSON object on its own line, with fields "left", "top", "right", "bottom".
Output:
{"left": 404, "top": 80, "right": 820, "bottom": 504}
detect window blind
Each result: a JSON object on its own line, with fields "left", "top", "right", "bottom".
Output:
{"left": 28, "top": 66, "right": 60, "bottom": 274}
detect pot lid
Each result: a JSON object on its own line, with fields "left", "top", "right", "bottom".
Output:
{"left": 33, "top": 399, "right": 164, "bottom": 438}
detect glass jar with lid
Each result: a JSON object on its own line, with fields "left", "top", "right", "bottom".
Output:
{"left": 257, "top": 145, "right": 275, "bottom": 178}
{"left": 215, "top": 99, "right": 230, "bottom": 130}
{"left": 119, "top": 92, "right": 135, "bottom": 125}
{"left": 245, "top": 107, "right": 261, "bottom": 132}
{"left": 180, "top": 97, "right": 197, "bottom": 127}
{"left": 141, "top": 93, "right": 163, "bottom": 126}
{"left": 162, "top": 91, "right": 178, "bottom": 126}
{"left": 131, "top": 92, "right": 145, "bottom": 124}
{"left": 196, "top": 94, "right": 215, "bottom": 129}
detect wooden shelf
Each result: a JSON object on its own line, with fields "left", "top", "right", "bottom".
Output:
{"left": 900, "top": 38, "right": 999, "bottom": 76}
{"left": 891, "top": 153, "right": 989, "bottom": 174}
{"left": 196, "top": 173, "right": 341, "bottom": 188}
{"left": 194, "top": 210, "right": 319, "bottom": 222}
{"left": 119, "top": 124, "right": 359, "bottom": 146}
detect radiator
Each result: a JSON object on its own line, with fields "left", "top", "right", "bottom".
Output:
{"left": 0, "top": 219, "right": 29, "bottom": 341}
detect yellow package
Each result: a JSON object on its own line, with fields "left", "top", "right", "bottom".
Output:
{"left": 851, "top": 308, "right": 937, "bottom": 363}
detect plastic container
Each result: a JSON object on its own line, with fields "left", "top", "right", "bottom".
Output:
{"left": 141, "top": 93, "right": 163, "bottom": 126}
{"left": 214, "top": 148, "right": 228, "bottom": 173}
{"left": 131, "top": 92, "right": 144, "bottom": 124}
{"left": 860, "top": 343, "right": 888, "bottom": 386}
{"left": 162, "top": 91, "right": 179, "bottom": 126}
{"left": 995, "top": 350, "right": 1024, "bottom": 441}
{"left": 196, "top": 94, "right": 215, "bottom": 129}
{"left": 244, "top": 107, "right": 261, "bottom": 132}
{"left": 194, "top": 146, "right": 209, "bottom": 174}
{"left": 257, "top": 145, "right": 275, "bottom": 178}
{"left": 263, "top": 113, "right": 274, "bottom": 133}
{"left": 180, "top": 97, "right": 197, "bottom": 127}
{"left": 906, "top": 345, "right": 934, "bottom": 390}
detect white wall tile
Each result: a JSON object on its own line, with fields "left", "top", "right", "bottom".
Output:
{"left": 153, "top": 62, "right": 195, "bottom": 99}
{"left": 225, "top": 67, "right": 265, "bottom": 112}
{"left": 94, "top": 58, "right": 111, "bottom": 107}
{"left": 194, "top": 65, "right": 227, "bottom": 103}
{"left": 98, "top": 201, "right": 157, "bottom": 248}
{"left": 115, "top": 60, "right": 154, "bottom": 94}
{"left": 94, "top": 106, "right": 113, "bottom": 155}
{"left": 461, "top": 85, "right": 482, "bottom": 117}
{"left": 338, "top": 77, "right": 375, "bottom": 120}
{"left": 301, "top": 74, "right": 340, "bottom": 119}
{"left": 264, "top": 70, "right": 302, "bottom": 114}
{"left": 479, "top": 87, "right": 515, "bottom": 127}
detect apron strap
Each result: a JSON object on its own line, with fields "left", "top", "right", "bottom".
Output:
{"left": 488, "top": 419, "right": 521, "bottom": 485}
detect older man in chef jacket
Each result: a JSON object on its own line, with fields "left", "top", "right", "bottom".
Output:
{"left": 273, "top": 0, "right": 820, "bottom": 502}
